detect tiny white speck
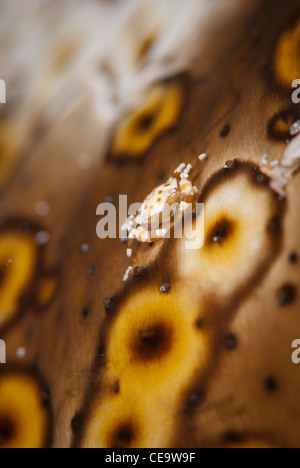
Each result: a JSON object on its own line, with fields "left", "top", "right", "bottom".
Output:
{"left": 78, "top": 154, "right": 92, "bottom": 170}
{"left": 199, "top": 153, "right": 208, "bottom": 161}
{"left": 270, "top": 160, "right": 279, "bottom": 167}
{"left": 35, "top": 231, "right": 50, "bottom": 245}
{"left": 81, "top": 243, "right": 89, "bottom": 253}
{"left": 35, "top": 201, "right": 51, "bottom": 217}
{"left": 127, "top": 248, "right": 132, "bottom": 258}
{"left": 6, "top": 258, "right": 14, "bottom": 266}
{"left": 123, "top": 266, "right": 133, "bottom": 282}
{"left": 16, "top": 347, "right": 26, "bottom": 359}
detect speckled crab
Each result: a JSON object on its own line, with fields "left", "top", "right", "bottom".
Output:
{"left": 121, "top": 154, "right": 207, "bottom": 257}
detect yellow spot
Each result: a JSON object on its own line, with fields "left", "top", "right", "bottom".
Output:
{"left": 0, "top": 231, "right": 37, "bottom": 329}
{"left": 274, "top": 19, "right": 300, "bottom": 87}
{"left": 273, "top": 117, "right": 291, "bottom": 136}
{"left": 81, "top": 288, "right": 210, "bottom": 448}
{"left": 36, "top": 275, "right": 57, "bottom": 308}
{"left": 269, "top": 112, "right": 296, "bottom": 140}
{"left": 177, "top": 168, "right": 280, "bottom": 299}
{"left": 83, "top": 397, "right": 143, "bottom": 449}
{"left": 110, "top": 83, "right": 184, "bottom": 159}
{"left": 0, "top": 371, "right": 50, "bottom": 448}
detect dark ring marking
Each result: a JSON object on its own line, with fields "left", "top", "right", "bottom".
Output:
{"left": 277, "top": 284, "right": 296, "bottom": 307}
{"left": 267, "top": 108, "right": 300, "bottom": 142}
{"left": 131, "top": 321, "right": 174, "bottom": 362}
{"left": 206, "top": 218, "right": 236, "bottom": 247}
{"left": 110, "top": 423, "right": 135, "bottom": 449}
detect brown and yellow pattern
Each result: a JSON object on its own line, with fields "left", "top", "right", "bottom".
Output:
{"left": 0, "top": 0, "right": 300, "bottom": 449}
{"left": 0, "top": 367, "right": 52, "bottom": 448}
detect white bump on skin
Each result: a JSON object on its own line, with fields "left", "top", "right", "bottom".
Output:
{"left": 16, "top": 347, "right": 27, "bottom": 359}
{"left": 35, "top": 201, "right": 51, "bottom": 217}
{"left": 262, "top": 131, "right": 300, "bottom": 196}
{"left": 290, "top": 121, "right": 300, "bottom": 136}
{"left": 283, "top": 133, "right": 300, "bottom": 166}
{"left": 35, "top": 231, "right": 50, "bottom": 246}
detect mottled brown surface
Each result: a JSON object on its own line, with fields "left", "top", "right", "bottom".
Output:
{"left": 1, "top": 0, "right": 300, "bottom": 448}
